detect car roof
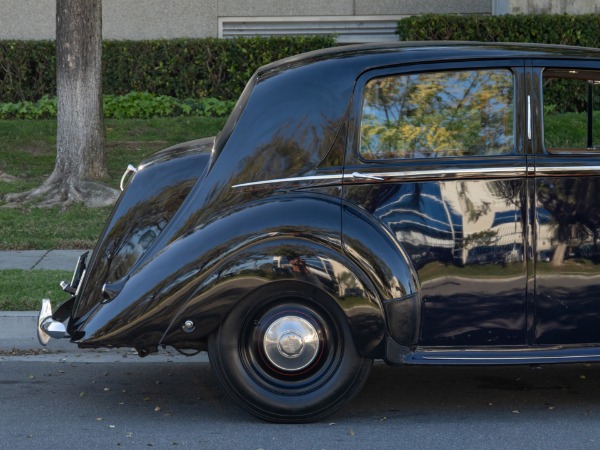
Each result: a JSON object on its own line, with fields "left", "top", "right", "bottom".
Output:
{"left": 258, "top": 41, "right": 600, "bottom": 78}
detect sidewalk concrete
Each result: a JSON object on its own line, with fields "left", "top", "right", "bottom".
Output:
{"left": 0, "top": 249, "right": 91, "bottom": 271}
{"left": 0, "top": 250, "right": 92, "bottom": 353}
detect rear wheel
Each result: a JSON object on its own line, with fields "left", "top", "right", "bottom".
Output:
{"left": 208, "top": 288, "right": 372, "bottom": 422}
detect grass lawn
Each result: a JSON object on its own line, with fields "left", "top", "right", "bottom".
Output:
{"left": 544, "top": 111, "right": 600, "bottom": 148}
{"left": 0, "top": 117, "right": 226, "bottom": 249}
{"left": 0, "top": 270, "right": 72, "bottom": 310}
{"left": 1, "top": 117, "right": 225, "bottom": 310}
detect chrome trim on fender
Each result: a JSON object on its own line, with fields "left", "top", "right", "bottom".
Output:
{"left": 120, "top": 164, "right": 138, "bottom": 191}
{"left": 232, "top": 167, "right": 527, "bottom": 188}
{"left": 232, "top": 174, "right": 344, "bottom": 188}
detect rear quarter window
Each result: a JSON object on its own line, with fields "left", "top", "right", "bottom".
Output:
{"left": 543, "top": 68, "right": 600, "bottom": 152}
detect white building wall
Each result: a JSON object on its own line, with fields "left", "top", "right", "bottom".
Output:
{"left": 507, "top": 0, "right": 600, "bottom": 14}
{"left": 2, "top": 0, "right": 596, "bottom": 42}
{"left": 0, "top": 0, "right": 491, "bottom": 41}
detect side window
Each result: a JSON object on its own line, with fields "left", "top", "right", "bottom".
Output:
{"left": 543, "top": 69, "right": 600, "bottom": 151}
{"left": 360, "top": 69, "right": 514, "bottom": 160}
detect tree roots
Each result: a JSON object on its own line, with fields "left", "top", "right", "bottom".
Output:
{"left": 3, "top": 175, "right": 119, "bottom": 208}
{"left": 0, "top": 172, "right": 19, "bottom": 183}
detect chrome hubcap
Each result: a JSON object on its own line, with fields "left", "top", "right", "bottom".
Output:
{"left": 263, "top": 316, "right": 320, "bottom": 371}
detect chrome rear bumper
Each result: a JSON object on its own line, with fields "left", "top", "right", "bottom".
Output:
{"left": 37, "top": 252, "right": 87, "bottom": 345}
{"left": 37, "top": 299, "right": 66, "bottom": 345}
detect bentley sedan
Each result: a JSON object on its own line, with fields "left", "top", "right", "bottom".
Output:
{"left": 38, "top": 41, "right": 600, "bottom": 422}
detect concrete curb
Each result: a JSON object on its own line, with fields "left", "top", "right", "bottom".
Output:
{"left": 0, "top": 311, "right": 71, "bottom": 351}
{"left": 0, "top": 249, "right": 91, "bottom": 271}
{"left": 0, "top": 311, "right": 207, "bottom": 362}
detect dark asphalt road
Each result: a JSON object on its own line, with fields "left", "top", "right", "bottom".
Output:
{"left": 1, "top": 355, "right": 600, "bottom": 449}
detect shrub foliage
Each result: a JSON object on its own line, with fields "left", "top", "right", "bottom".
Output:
{"left": 397, "top": 13, "right": 600, "bottom": 47}
{"left": 0, "top": 36, "right": 336, "bottom": 103}
{"left": 0, "top": 93, "right": 235, "bottom": 120}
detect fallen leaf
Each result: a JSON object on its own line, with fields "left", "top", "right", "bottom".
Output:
{"left": 154, "top": 406, "right": 161, "bottom": 412}
{"left": 109, "top": 425, "right": 116, "bottom": 429}
{"left": 347, "top": 428, "right": 356, "bottom": 437}
{"left": 512, "top": 410, "right": 519, "bottom": 414}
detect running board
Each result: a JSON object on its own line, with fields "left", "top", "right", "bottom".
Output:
{"left": 386, "top": 340, "right": 600, "bottom": 366}
{"left": 405, "top": 348, "right": 600, "bottom": 365}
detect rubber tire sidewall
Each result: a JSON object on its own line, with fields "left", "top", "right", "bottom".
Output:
{"left": 208, "top": 287, "right": 373, "bottom": 423}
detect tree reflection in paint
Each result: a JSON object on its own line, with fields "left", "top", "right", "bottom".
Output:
{"left": 360, "top": 70, "right": 514, "bottom": 159}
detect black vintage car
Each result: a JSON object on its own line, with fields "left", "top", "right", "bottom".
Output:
{"left": 39, "top": 42, "right": 600, "bottom": 422}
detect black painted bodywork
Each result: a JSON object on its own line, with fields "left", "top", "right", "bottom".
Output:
{"left": 60, "top": 42, "right": 600, "bottom": 365}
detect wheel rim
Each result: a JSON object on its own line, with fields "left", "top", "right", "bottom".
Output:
{"left": 263, "top": 315, "right": 320, "bottom": 371}
{"left": 240, "top": 299, "right": 342, "bottom": 392}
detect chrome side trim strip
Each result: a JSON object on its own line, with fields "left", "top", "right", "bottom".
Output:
{"left": 535, "top": 165, "right": 600, "bottom": 176}
{"left": 232, "top": 167, "right": 526, "bottom": 188}
{"left": 360, "top": 167, "right": 525, "bottom": 180}
{"left": 231, "top": 165, "right": 600, "bottom": 189}
{"left": 232, "top": 174, "right": 344, "bottom": 188}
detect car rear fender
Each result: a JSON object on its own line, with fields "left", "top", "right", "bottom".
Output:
{"left": 342, "top": 203, "right": 421, "bottom": 347}
{"left": 159, "top": 237, "right": 386, "bottom": 357}
{"left": 68, "top": 194, "right": 376, "bottom": 349}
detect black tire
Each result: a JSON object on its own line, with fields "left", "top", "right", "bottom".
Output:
{"left": 208, "top": 286, "right": 373, "bottom": 422}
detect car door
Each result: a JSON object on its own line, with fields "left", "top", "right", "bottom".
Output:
{"left": 342, "top": 60, "right": 531, "bottom": 347}
{"left": 533, "top": 62, "right": 600, "bottom": 344}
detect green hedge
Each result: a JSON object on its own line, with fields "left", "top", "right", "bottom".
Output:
{"left": 396, "top": 13, "right": 600, "bottom": 47}
{"left": 0, "top": 36, "right": 336, "bottom": 103}
{"left": 0, "top": 92, "right": 236, "bottom": 120}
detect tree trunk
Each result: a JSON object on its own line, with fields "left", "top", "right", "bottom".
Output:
{"left": 56, "top": 0, "right": 107, "bottom": 182}
{"left": 4, "top": 0, "right": 118, "bottom": 207}
{"left": 551, "top": 241, "right": 568, "bottom": 267}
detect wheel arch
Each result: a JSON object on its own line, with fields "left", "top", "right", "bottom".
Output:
{"left": 342, "top": 202, "right": 422, "bottom": 347}
{"left": 160, "top": 236, "right": 386, "bottom": 357}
